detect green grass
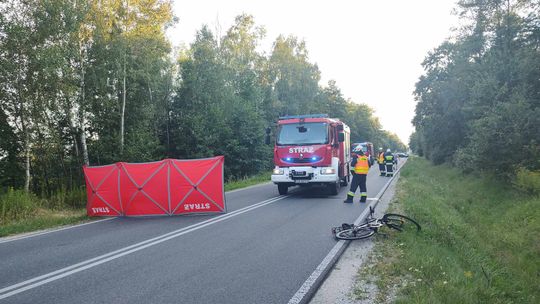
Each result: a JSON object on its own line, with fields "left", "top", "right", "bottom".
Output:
{"left": 224, "top": 171, "right": 271, "bottom": 192}
{"left": 0, "top": 208, "right": 88, "bottom": 237}
{"left": 354, "top": 157, "right": 540, "bottom": 304}
{"left": 0, "top": 171, "right": 272, "bottom": 238}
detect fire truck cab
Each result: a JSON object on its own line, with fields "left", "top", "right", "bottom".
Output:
{"left": 270, "top": 114, "right": 351, "bottom": 195}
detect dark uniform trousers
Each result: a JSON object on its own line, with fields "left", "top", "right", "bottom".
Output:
{"left": 347, "top": 173, "right": 367, "bottom": 202}
{"left": 385, "top": 161, "right": 394, "bottom": 176}
{"left": 378, "top": 163, "right": 386, "bottom": 176}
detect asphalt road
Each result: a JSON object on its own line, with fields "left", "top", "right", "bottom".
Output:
{"left": 0, "top": 161, "right": 404, "bottom": 304}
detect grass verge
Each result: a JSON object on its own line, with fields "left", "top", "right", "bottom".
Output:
{"left": 224, "top": 171, "right": 271, "bottom": 192}
{"left": 353, "top": 157, "right": 539, "bottom": 304}
{"left": 0, "top": 208, "right": 88, "bottom": 237}
{"left": 0, "top": 172, "right": 272, "bottom": 238}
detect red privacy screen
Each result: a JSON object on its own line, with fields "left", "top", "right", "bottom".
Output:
{"left": 83, "top": 156, "right": 226, "bottom": 216}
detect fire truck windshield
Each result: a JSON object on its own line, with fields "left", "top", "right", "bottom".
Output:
{"left": 277, "top": 122, "right": 328, "bottom": 145}
{"left": 352, "top": 143, "right": 367, "bottom": 152}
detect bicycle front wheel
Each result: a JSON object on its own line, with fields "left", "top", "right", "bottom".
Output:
{"left": 335, "top": 227, "right": 375, "bottom": 240}
{"left": 382, "top": 213, "right": 421, "bottom": 232}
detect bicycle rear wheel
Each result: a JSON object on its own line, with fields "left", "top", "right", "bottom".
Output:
{"left": 335, "top": 227, "right": 375, "bottom": 240}
{"left": 382, "top": 213, "right": 421, "bottom": 232}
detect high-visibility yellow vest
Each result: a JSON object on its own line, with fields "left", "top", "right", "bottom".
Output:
{"left": 377, "top": 152, "right": 385, "bottom": 164}
{"left": 355, "top": 156, "right": 369, "bottom": 174}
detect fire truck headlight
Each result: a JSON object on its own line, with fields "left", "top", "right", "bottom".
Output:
{"left": 273, "top": 168, "right": 284, "bottom": 175}
{"left": 320, "top": 168, "right": 335, "bottom": 175}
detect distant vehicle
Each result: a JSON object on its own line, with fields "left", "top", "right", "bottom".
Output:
{"left": 351, "top": 142, "right": 375, "bottom": 166}
{"left": 269, "top": 114, "right": 351, "bottom": 195}
{"left": 396, "top": 152, "right": 409, "bottom": 158}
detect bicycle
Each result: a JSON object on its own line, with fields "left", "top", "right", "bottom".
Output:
{"left": 332, "top": 206, "right": 421, "bottom": 240}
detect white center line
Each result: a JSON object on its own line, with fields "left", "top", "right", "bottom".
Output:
{"left": 0, "top": 195, "right": 289, "bottom": 300}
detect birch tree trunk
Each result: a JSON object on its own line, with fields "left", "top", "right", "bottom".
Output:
{"left": 120, "top": 55, "right": 126, "bottom": 156}
{"left": 79, "top": 41, "right": 89, "bottom": 166}
{"left": 21, "top": 111, "right": 31, "bottom": 193}
{"left": 80, "top": 119, "right": 89, "bottom": 166}
{"left": 24, "top": 138, "right": 30, "bottom": 193}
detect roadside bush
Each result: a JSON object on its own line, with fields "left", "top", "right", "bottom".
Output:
{"left": 514, "top": 168, "right": 540, "bottom": 195}
{"left": 453, "top": 147, "right": 477, "bottom": 174}
{"left": 0, "top": 188, "right": 39, "bottom": 225}
{"left": 44, "top": 187, "right": 87, "bottom": 210}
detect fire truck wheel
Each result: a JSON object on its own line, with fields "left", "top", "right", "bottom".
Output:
{"left": 278, "top": 184, "right": 289, "bottom": 195}
{"left": 327, "top": 181, "right": 339, "bottom": 196}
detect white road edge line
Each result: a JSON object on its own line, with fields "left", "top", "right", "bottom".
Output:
{"left": 288, "top": 240, "right": 347, "bottom": 304}
{"left": 0, "top": 218, "right": 115, "bottom": 245}
{"left": 287, "top": 160, "right": 406, "bottom": 304}
{"left": 0, "top": 183, "right": 275, "bottom": 244}
{"left": 287, "top": 193, "right": 380, "bottom": 304}
{"left": 0, "top": 195, "right": 289, "bottom": 300}
{"left": 225, "top": 181, "right": 273, "bottom": 194}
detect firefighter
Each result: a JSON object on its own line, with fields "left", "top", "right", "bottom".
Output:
{"left": 384, "top": 148, "right": 395, "bottom": 177}
{"left": 377, "top": 147, "right": 386, "bottom": 176}
{"left": 393, "top": 151, "right": 399, "bottom": 171}
{"left": 343, "top": 146, "right": 370, "bottom": 204}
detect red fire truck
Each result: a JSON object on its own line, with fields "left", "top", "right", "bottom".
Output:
{"left": 269, "top": 114, "right": 351, "bottom": 195}
{"left": 351, "top": 142, "right": 375, "bottom": 166}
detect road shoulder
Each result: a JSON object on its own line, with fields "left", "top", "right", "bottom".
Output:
{"left": 309, "top": 174, "right": 398, "bottom": 304}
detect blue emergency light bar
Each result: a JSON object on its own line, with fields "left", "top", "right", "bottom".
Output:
{"left": 278, "top": 114, "right": 329, "bottom": 120}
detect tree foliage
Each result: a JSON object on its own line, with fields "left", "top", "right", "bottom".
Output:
{"left": 411, "top": 0, "right": 540, "bottom": 177}
{"left": 0, "top": 2, "right": 404, "bottom": 196}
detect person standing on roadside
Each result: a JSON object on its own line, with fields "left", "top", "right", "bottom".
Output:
{"left": 344, "top": 146, "right": 370, "bottom": 203}
{"left": 384, "top": 148, "right": 395, "bottom": 177}
{"left": 393, "top": 151, "right": 399, "bottom": 171}
{"left": 377, "top": 147, "right": 386, "bottom": 176}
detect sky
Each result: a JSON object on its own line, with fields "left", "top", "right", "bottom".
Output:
{"left": 167, "top": 0, "right": 459, "bottom": 144}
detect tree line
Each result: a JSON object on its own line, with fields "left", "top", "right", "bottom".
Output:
{"left": 0, "top": 0, "right": 405, "bottom": 199}
{"left": 410, "top": 0, "right": 539, "bottom": 181}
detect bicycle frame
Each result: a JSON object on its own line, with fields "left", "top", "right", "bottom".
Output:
{"left": 354, "top": 217, "right": 383, "bottom": 232}
{"left": 332, "top": 206, "right": 421, "bottom": 240}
